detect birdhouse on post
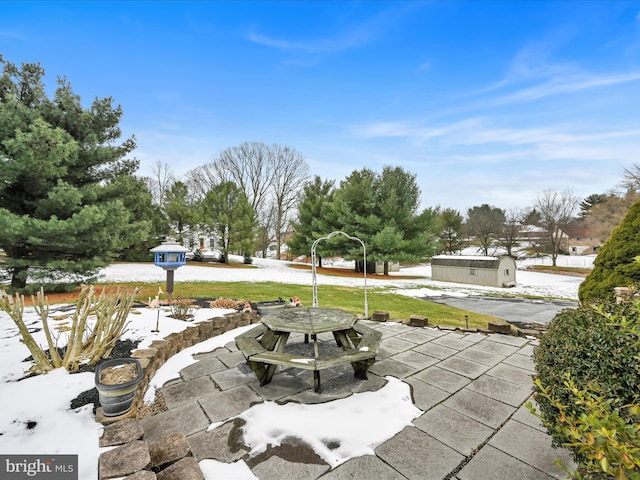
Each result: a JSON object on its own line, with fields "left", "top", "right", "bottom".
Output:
{"left": 150, "top": 237, "right": 188, "bottom": 303}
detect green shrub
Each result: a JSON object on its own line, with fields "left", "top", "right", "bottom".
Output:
{"left": 579, "top": 200, "right": 640, "bottom": 303}
{"left": 532, "top": 301, "right": 640, "bottom": 479}
{"left": 532, "top": 376, "right": 640, "bottom": 479}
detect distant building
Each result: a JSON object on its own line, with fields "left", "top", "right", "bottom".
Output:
{"left": 431, "top": 255, "right": 516, "bottom": 288}
{"left": 563, "top": 223, "right": 602, "bottom": 255}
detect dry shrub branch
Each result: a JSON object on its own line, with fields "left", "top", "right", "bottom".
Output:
{"left": 0, "top": 285, "right": 140, "bottom": 374}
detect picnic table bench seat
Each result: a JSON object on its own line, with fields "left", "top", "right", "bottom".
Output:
{"left": 236, "top": 320, "right": 382, "bottom": 392}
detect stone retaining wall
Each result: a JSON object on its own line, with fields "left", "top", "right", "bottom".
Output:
{"left": 97, "top": 310, "right": 259, "bottom": 424}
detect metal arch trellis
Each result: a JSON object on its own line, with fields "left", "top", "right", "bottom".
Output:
{"left": 311, "top": 231, "right": 368, "bottom": 319}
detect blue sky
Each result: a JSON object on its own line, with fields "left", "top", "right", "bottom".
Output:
{"left": 2, "top": 1, "right": 640, "bottom": 213}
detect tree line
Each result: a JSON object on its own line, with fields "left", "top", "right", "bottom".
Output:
{"left": 1, "top": 59, "right": 636, "bottom": 291}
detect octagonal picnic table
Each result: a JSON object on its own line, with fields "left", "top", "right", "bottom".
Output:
{"left": 236, "top": 307, "right": 382, "bottom": 393}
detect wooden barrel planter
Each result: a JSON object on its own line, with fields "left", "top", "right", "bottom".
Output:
{"left": 95, "top": 358, "right": 143, "bottom": 417}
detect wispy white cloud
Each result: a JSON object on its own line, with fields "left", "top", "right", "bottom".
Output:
{"left": 350, "top": 118, "right": 483, "bottom": 141}
{"left": 353, "top": 116, "right": 640, "bottom": 145}
{"left": 246, "top": 4, "right": 417, "bottom": 54}
{"left": 418, "top": 61, "right": 431, "bottom": 72}
{"left": 465, "top": 35, "right": 640, "bottom": 107}
{"left": 0, "top": 30, "right": 26, "bottom": 40}
{"left": 246, "top": 32, "right": 355, "bottom": 53}
{"left": 491, "top": 71, "right": 640, "bottom": 105}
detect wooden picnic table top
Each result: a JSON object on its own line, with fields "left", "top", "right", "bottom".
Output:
{"left": 261, "top": 307, "right": 357, "bottom": 335}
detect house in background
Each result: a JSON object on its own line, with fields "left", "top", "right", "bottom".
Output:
{"left": 563, "top": 223, "right": 602, "bottom": 255}
{"left": 431, "top": 255, "right": 517, "bottom": 288}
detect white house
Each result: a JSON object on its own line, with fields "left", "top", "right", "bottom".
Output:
{"left": 431, "top": 255, "right": 516, "bottom": 288}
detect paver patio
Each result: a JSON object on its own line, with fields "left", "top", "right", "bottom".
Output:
{"left": 135, "top": 321, "right": 576, "bottom": 479}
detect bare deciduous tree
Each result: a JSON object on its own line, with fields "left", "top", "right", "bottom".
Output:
{"left": 187, "top": 142, "right": 309, "bottom": 259}
{"left": 500, "top": 207, "right": 526, "bottom": 257}
{"left": 621, "top": 163, "right": 640, "bottom": 192}
{"left": 269, "top": 145, "right": 309, "bottom": 259}
{"left": 213, "top": 142, "right": 274, "bottom": 214}
{"left": 184, "top": 163, "right": 219, "bottom": 201}
{"left": 535, "top": 188, "right": 580, "bottom": 266}
{"left": 149, "top": 160, "right": 176, "bottom": 206}
{"left": 465, "top": 204, "right": 505, "bottom": 256}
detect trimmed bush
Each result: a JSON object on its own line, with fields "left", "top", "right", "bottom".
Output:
{"left": 579, "top": 200, "right": 640, "bottom": 303}
{"left": 532, "top": 301, "right": 640, "bottom": 479}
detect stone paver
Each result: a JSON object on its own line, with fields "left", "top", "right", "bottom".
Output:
{"left": 180, "top": 356, "right": 227, "bottom": 380}
{"left": 488, "top": 334, "right": 529, "bottom": 347}
{"left": 198, "top": 384, "right": 262, "bottom": 423}
{"left": 390, "top": 350, "right": 440, "bottom": 370}
{"left": 394, "top": 330, "right": 443, "bottom": 344}
{"left": 412, "top": 341, "right": 457, "bottom": 360}
{"left": 512, "top": 398, "right": 546, "bottom": 432}
{"left": 210, "top": 362, "right": 256, "bottom": 390}
{"left": 192, "top": 346, "right": 230, "bottom": 359}
{"left": 430, "top": 334, "right": 475, "bottom": 351}
{"left": 216, "top": 350, "right": 245, "bottom": 368}
{"left": 382, "top": 322, "right": 414, "bottom": 333}
{"left": 187, "top": 419, "right": 248, "bottom": 463}
{"left": 247, "top": 371, "right": 311, "bottom": 400}
{"left": 466, "top": 375, "right": 532, "bottom": 407}
{"left": 161, "top": 376, "right": 219, "bottom": 408}
{"left": 247, "top": 455, "right": 330, "bottom": 480}
{"left": 376, "top": 426, "right": 464, "bottom": 480}
{"left": 139, "top": 401, "right": 210, "bottom": 443}
{"left": 502, "top": 352, "right": 536, "bottom": 371}
{"left": 456, "top": 345, "right": 506, "bottom": 366}
{"left": 413, "top": 404, "right": 494, "bottom": 456}
{"left": 486, "top": 363, "right": 534, "bottom": 387}
{"left": 319, "top": 455, "right": 406, "bottom": 479}
{"left": 404, "top": 376, "right": 450, "bottom": 411}
{"left": 377, "top": 337, "right": 416, "bottom": 358}
{"left": 458, "top": 445, "right": 554, "bottom": 480}
{"left": 489, "top": 420, "right": 577, "bottom": 477}
{"left": 472, "top": 339, "right": 520, "bottom": 356}
{"left": 518, "top": 344, "right": 535, "bottom": 356}
{"left": 411, "top": 365, "right": 470, "bottom": 393}
{"left": 368, "top": 357, "right": 419, "bottom": 378}
{"left": 437, "top": 355, "right": 492, "bottom": 379}
{"left": 443, "top": 388, "right": 516, "bottom": 428}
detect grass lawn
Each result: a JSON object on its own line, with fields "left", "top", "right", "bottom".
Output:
{"left": 83, "top": 280, "right": 504, "bottom": 330}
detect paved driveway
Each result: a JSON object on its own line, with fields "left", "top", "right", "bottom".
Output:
{"left": 421, "top": 295, "right": 578, "bottom": 325}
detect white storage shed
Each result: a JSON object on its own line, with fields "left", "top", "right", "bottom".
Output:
{"left": 431, "top": 255, "right": 517, "bottom": 288}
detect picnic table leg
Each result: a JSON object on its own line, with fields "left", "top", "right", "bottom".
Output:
{"left": 262, "top": 332, "right": 290, "bottom": 385}
{"left": 313, "top": 334, "right": 322, "bottom": 392}
{"left": 248, "top": 360, "right": 268, "bottom": 384}
{"left": 352, "top": 360, "right": 369, "bottom": 380}
{"left": 333, "top": 330, "right": 354, "bottom": 349}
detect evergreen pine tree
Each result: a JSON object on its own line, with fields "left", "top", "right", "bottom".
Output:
{"left": 0, "top": 59, "right": 147, "bottom": 290}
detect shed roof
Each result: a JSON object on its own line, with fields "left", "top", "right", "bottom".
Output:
{"left": 431, "top": 255, "right": 508, "bottom": 269}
